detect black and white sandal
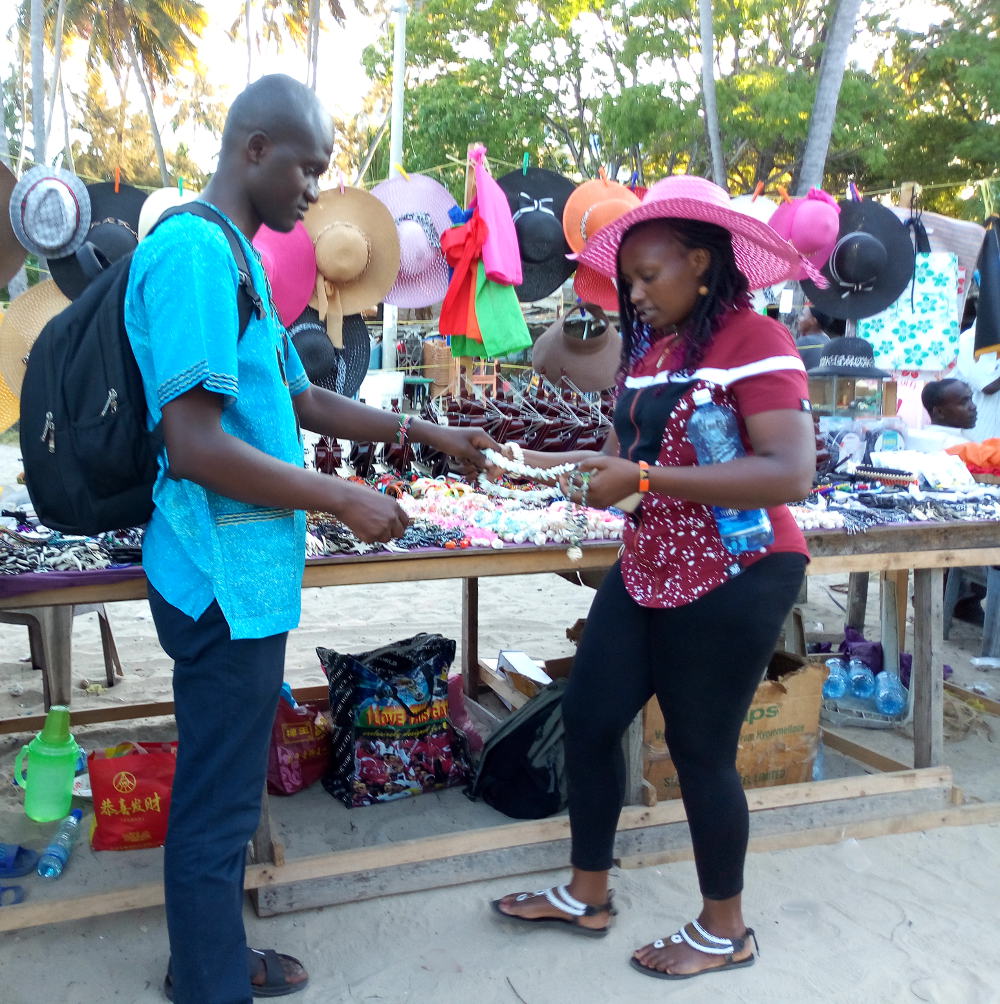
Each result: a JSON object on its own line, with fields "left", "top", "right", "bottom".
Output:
{"left": 491, "top": 884, "right": 616, "bottom": 938}
{"left": 630, "top": 919, "right": 759, "bottom": 980}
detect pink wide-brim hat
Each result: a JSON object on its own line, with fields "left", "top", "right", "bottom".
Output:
{"left": 252, "top": 221, "right": 317, "bottom": 328}
{"left": 371, "top": 173, "right": 457, "bottom": 308}
{"left": 768, "top": 188, "right": 841, "bottom": 278}
{"left": 576, "top": 175, "right": 819, "bottom": 292}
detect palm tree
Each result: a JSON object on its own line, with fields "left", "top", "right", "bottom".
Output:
{"left": 699, "top": 0, "right": 726, "bottom": 189}
{"left": 795, "top": 0, "right": 864, "bottom": 195}
{"left": 29, "top": 0, "right": 45, "bottom": 164}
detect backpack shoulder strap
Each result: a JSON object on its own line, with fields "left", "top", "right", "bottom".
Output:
{"left": 149, "top": 202, "right": 266, "bottom": 337}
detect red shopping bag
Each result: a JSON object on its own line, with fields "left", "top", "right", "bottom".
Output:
{"left": 88, "top": 741, "right": 177, "bottom": 851}
{"left": 267, "top": 700, "right": 332, "bottom": 796}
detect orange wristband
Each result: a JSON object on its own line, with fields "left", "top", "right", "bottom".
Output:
{"left": 637, "top": 461, "right": 650, "bottom": 494}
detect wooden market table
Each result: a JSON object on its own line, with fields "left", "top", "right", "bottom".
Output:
{"left": 2, "top": 521, "right": 1000, "bottom": 931}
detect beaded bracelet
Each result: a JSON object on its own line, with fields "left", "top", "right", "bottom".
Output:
{"left": 508, "top": 442, "right": 525, "bottom": 464}
{"left": 396, "top": 415, "right": 414, "bottom": 445}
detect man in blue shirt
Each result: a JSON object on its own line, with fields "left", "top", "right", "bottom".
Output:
{"left": 126, "top": 74, "right": 492, "bottom": 1003}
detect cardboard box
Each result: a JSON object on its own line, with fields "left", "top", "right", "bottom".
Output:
{"left": 643, "top": 652, "right": 825, "bottom": 802}
{"left": 496, "top": 650, "right": 553, "bottom": 698}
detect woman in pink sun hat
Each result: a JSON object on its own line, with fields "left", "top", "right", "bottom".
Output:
{"left": 492, "top": 174, "right": 817, "bottom": 981}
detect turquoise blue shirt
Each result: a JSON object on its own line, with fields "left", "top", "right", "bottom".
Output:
{"left": 125, "top": 203, "right": 311, "bottom": 639}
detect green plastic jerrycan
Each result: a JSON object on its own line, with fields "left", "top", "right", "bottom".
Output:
{"left": 14, "top": 705, "right": 80, "bottom": 822}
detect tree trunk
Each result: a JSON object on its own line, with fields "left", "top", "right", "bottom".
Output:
{"left": 30, "top": 0, "right": 46, "bottom": 164}
{"left": 307, "top": 0, "right": 320, "bottom": 90}
{"left": 795, "top": 0, "right": 864, "bottom": 195}
{"left": 124, "top": 29, "right": 170, "bottom": 185}
{"left": 245, "top": 0, "right": 253, "bottom": 84}
{"left": 699, "top": 0, "right": 726, "bottom": 190}
{"left": 44, "top": 0, "right": 68, "bottom": 156}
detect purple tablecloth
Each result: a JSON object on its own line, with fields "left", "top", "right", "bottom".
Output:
{"left": 0, "top": 564, "right": 146, "bottom": 601}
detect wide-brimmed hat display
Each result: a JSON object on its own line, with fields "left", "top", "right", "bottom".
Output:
{"left": 576, "top": 175, "right": 806, "bottom": 292}
{"left": 563, "top": 175, "right": 640, "bottom": 254}
{"left": 252, "top": 221, "right": 317, "bottom": 328}
{"left": 532, "top": 304, "right": 622, "bottom": 392}
{"left": 729, "top": 193, "right": 779, "bottom": 225}
{"left": 768, "top": 188, "right": 840, "bottom": 279}
{"left": 9, "top": 165, "right": 91, "bottom": 260}
{"left": 48, "top": 181, "right": 146, "bottom": 300}
{"left": 288, "top": 306, "right": 370, "bottom": 399}
{"left": 303, "top": 186, "right": 400, "bottom": 348}
{"left": 137, "top": 186, "right": 199, "bottom": 240}
{"left": 974, "top": 216, "right": 1000, "bottom": 359}
{"left": 371, "top": 173, "right": 456, "bottom": 309}
{"left": 800, "top": 199, "right": 914, "bottom": 320}
{"left": 807, "top": 335, "right": 890, "bottom": 379}
{"left": 0, "top": 280, "right": 71, "bottom": 396}
{"left": 0, "top": 162, "right": 26, "bottom": 286}
{"left": 0, "top": 367, "right": 17, "bottom": 435}
{"left": 573, "top": 262, "right": 619, "bottom": 312}
{"left": 496, "top": 167, "right": 576, "bottom": 302}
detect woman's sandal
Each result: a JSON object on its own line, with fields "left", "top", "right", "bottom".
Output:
{"left": 629, "top": 919, "right": 759, "bottom": 980}
{"left": 491, "top": 885, "right": 616, "bottom": 939}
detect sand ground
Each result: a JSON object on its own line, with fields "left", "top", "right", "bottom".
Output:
{"left": 2, "top": 443, "right": 999, "bottom": 1004}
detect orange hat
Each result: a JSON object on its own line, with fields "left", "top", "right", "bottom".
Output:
{"left": 562, "top": 173, "right": 640, "bottom": 254}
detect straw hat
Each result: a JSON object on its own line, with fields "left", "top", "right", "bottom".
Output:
{"left": 496, "top": 167, "right": 577, "bottom": 302}
{"left": 303, "top": 186, "right": 400, "bottom": 347}
{"left": 137, "top": 186, "right": 199, "bottom": 240}
{"left": 768, "top": 189, "right": 841, "bottom": 279}
{"left": 371, "top": 173, "right": 457, "bottom": 309}
{"left": 48, "top": 182, "right": 146, "bottom": 300}
{"left": 532, "top": 304, "right": 622, "bottom": 392}
{"left": 0, "top": 280, "right": 71, "bottom": 396}
{"left": 288, "top": 306, "right": 370, "bottom": 398}
{"left": 573, "top": 262, "right": 619, "bottom": 312}
{"left": 0, "top": 325, "right": 19, "bottom": 435}
{"left": 562, "top": 175, "right": 640, "bottom": 253}
{"left": 9, "top": 165, "right": 91, "bottom": 260}
{"left": 0, "top": 162, "right": 26, "bottom": 286}
{"left": 576, "top": 175, "right": 806, "bottom": 292}
{"left": 800, "top": 200, "right": 914, "bottom": 320}
{"left": 252, "top": 221, "right": 317, "bottom": 328}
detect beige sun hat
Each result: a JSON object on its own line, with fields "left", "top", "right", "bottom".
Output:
{"left": 0, "top": 318, "right": 18, "bottom": 434}
{"left": 0, "top": 280, "right": 71, "bottom": 397}
{"left": 137, "top": 186, "right": 200, "bottom": 240}
{"left": 302, "top": 186, "right": 400, "bottom": 347}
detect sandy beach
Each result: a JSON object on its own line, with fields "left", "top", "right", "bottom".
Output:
{"left": 2, "top": 442, "right": 1000, "bottom": 1003}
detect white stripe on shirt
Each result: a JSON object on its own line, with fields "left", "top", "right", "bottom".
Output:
{"left": 624, "top": 354, "right": 806, "bottom": 390}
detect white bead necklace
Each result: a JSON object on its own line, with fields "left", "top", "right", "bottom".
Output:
{"left": 483, "top": 447, "right": 576, "bottom": 482}
{"left": 476, "top": 474, "right": 563, "bottom": 502}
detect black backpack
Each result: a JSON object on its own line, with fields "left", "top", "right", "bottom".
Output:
{"left": 19, "top": 203, "right": 264, "bottom": 536}
{"left": 466, "top": 678, "right": 569, "bottom": 819}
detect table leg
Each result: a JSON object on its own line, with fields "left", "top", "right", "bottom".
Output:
{"left": 462, "top": 577, "right": 480, "bottom": 697}
{"left": 879, "top": 572, "right": 900, "bottom": 675}
{"left": 846, "top": 571, "right": 869, "bottom": 631}
{"left": 912, "top": 567, "right": 944, "bottom": 768}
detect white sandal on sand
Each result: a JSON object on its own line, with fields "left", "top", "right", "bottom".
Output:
{"left": 491, "top": 885, "right": 616, "bottom": 939}
{"left": 630, "top": 919, "right": 759, "bottom": 980}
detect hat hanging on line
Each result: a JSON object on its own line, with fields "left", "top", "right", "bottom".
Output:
{"left": 303, "top": 185, "right": 400, "bottom": 348}
{"left": 0, "top": 341, "right": 19, "bottom": 436}
{"left": 973, "top": 217, "right": 1000, "bottom": 359}
{"left": 799, "top": 199, "right": 914, "bottom": 321}
{"left": 288, "top": 306, "right": 371, "bottom": 399}
{"left": 371, "top": 173, "right": 457, "bottom": 309}
{"left": 768, "top": 188, "right": 841, "bottom": 279}
{"left": 9, "top": 164, "right": 91, "bottom": 260}
{"left": 0, "top": 162, "right": 27, "bottom": 286}
{"left": 252, "top": 221, "right": 317, "bottom": 328}
{"left": 532, "top": 303, "right": 622, "bottom": 392}
{"left": 495, "top": 166, "right": 576, "bottom": 302}
{"left": 576, "top": 175, "right": 809, "bottom": 292}
{"left": 572, "top": 262, "right": 620, "bottom": 312}
{"left": 729, "top": 193, "right": 779, "bottom": 225}
{"left": 806, "top": 335, "right": 890, "bottom": 379}
{"left": 48, "top": 181, "right": 146, "bottom": 300}
{"left": 0, "top": 280, "right": 71, "bottom": 397}
{"left": 136, "top": 186, "right": 200, "bottom": 241}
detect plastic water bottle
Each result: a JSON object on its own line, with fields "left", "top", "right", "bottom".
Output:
{"left": 36, "top": 809, "right": 84, "bottom": 879}
{"left": 874, "top": 671, "right": 907, "bottom": 716}
{"left": 822, "top": 657, "right": 849, "bottom": 699}
{"left": 687, "top": 388, "right": 774, "bottom": 554}
{"left": 847, "top": 657, "right": 876, "bottom": 700}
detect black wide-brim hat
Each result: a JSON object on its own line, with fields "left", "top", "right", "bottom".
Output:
{"left": 49, "top": 182, "right": 147, "bottom": 300}
{"left": 807, "top": 335, "right": 890, "bottom": 379}
{"left": 289, "top": 306, "right": 370, "bottom": 399}
{"left": 800, "top": 199, "right": 914, "bottom": 321}
{"left": 496, "top": 167, "right": 576, "bottom": 303}
{"left": 974, "top": 217, "right": 1000, "bottom": 359}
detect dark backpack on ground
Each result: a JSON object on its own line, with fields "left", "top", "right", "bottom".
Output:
{"left": 466, "top": 678, "right": 569, "bottom": 819}
{"left": 19, "top": 203, "right": 264, "bottom": 536}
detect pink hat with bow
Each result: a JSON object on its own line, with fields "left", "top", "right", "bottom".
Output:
{"left": 767, "top": 188, "right": 841, "bottom": 278}
{"left": 252, "top": 221, "right": 317, "bottom": 328}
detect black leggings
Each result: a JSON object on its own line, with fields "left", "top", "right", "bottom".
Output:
{"left": 562, "top": 553, "right": 806, "bottom": 900}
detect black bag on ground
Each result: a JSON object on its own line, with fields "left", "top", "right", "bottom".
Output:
{"left": 18, "top": 204, "right": 262, "bottom": 536}
{"left": 466, "top": 678, "right": 569, "bottom": 819}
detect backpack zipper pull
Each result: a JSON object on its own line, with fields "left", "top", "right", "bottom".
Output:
{"left": 41, "top": 412, "right": 56, "bottom": 453}
{"left": 101, "top": 388, "right": 119, "bottom": 416}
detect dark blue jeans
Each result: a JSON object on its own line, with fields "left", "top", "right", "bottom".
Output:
{"left": 149, "top": 584, "right": 287, "bottom": 1004}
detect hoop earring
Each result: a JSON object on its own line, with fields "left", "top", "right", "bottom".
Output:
{"left": 698, "top": 285, "right": 709, "bottom": 296}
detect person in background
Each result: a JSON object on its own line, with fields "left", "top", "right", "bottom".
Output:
{"left": 918, "top": 379, "right": 978, "bottom": 450}
{"left": 126, "top": 74, "right": 493, "bottom": 1003}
